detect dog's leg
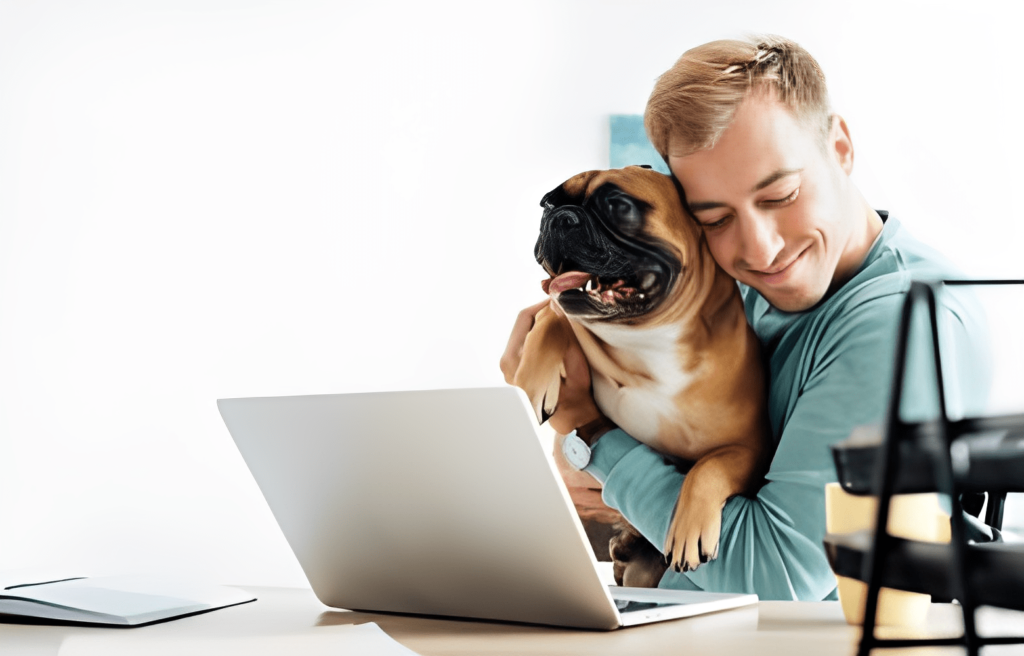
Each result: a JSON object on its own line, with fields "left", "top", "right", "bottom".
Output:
{"left": 663, "top": 444, "right": 762, "bottom": 573}
{"left": 512, "top": 304, "right": 574, "bottom": 423}
{"left": 610, "top": 522, "right": 668, "bottom": 588}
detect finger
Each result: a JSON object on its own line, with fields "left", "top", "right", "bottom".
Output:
{"left": 525, "top": 296, "right": 552, "bottom": 315}
{"left": 561, "top": 339, "right": 591, "bottom": 389}
{"left": 499, "top": 298, "right": 551, "bottom": 382}
{"left": 567, "top": 486, "right": 605, "bottom": 510}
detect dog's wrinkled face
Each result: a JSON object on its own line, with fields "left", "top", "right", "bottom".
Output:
{"left": 535, "top": 166, "right": 693, "bottom": 323}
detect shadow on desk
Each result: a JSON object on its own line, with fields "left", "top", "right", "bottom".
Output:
{"left": 316, "top": 601, "right": 1024, "bottom": 656}
{"left": 7, "top": 588, "right": 1024, "bottom": 656}
{"left": 316, "top": 603, "right": 763, "bottom": 656}
{"left": 317, "top": 604, "right": 761, "bottom": 634}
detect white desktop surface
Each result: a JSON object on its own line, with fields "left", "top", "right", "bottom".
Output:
{"left": 1, "top": 586, "right": 1021, "bottom": 655}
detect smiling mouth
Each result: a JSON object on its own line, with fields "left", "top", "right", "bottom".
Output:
{"left": 753, "top": 247, "right": 808, "bottom": 279}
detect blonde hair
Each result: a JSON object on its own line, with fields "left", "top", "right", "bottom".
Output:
{"left": 644, "top": 35, "right": 831, "bottom": 160}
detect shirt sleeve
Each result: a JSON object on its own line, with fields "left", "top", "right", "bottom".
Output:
{"left": 584, "top": 290, "right": 919, "bottom": 600}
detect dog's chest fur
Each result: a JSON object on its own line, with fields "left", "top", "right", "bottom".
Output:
{"left": 579, "top": 320, "right": 695, "bottom": 450}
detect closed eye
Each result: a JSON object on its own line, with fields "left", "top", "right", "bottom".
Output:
{"left": 691, "top": 209, "right": 736, "bottom": 231}
{"left": 701, "top": 216, "right": 731, "bottom": 230}
{"left": 762, "top": 187, "right": 799, "bottom": 206}
{"left": 695, "top": 187, "right": 799, "bottom": 230}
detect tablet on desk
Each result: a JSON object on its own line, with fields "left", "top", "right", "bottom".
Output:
{"left": 0, "top": 574, "right": 254, "bottom": 626}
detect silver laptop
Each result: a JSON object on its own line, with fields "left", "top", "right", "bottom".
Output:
{"left": 217, "top": 386, "right": 757, "bottom": 630}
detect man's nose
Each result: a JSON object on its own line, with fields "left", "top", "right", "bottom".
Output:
{"left": 736, "top": 212, "right": 785, "bottom": 272}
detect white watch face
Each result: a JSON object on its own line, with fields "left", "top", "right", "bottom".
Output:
{"left": 563, "top": 433, "right": 591, "bottom": 470}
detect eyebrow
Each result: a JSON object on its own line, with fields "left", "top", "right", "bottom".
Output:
{"left": 752, "top": 168, "right": 803, "bottom": 192}
{"left": 686, "top": 168, "right": 804, "bottom": 213}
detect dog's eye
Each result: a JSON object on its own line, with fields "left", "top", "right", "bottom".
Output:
{"left": 606, "top": 196, "right": 642, "bottom": 232}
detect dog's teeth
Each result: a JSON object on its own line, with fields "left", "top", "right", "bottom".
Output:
{"left": 642, "top": 273, "right": 656, "bottom": 290}
{"left": 638, "top": 293, "right": 646, "bottom": 300}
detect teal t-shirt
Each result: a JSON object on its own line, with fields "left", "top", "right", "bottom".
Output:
{"left": 583, "top": 213, "right": 991, "bottom": 600}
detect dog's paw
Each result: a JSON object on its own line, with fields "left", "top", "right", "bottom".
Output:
{"left": 512, "top": 305, "right": 573, "bottom": 424}
{"left": 609, "top": 522, "right": 667, "bottom": 588}
{"left": 663, "top": 497, "right": 723, "bottom": 574}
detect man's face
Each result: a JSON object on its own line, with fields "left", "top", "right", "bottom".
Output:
{"left": 669, "top": 93, "right": 860, "bottom": 312}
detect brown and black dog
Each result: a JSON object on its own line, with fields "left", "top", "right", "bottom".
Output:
{"left": 511, "top": 165, "right": 770, "bottom": 582}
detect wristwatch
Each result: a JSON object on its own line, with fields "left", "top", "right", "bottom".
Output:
{"left": 561, "top": 432, "right": 592, "bottom": 470}
{"left": 561, "top": 416, "right": 617, "bottom": 470}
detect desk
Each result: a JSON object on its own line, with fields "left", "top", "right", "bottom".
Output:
{"left": 2, "top": 586, "right": 1022, "bottom": 655}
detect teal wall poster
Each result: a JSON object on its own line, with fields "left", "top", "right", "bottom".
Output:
{"left": 608, "top": 114, "right": 671, "bottom": 174}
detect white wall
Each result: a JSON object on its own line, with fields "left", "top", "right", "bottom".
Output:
{"left": 1, "top": 0, "right": 1022, "bottom": 587}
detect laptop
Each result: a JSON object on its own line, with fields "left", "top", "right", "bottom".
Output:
{"left": 217, "top": 386, "right": 757, "bottom": 630}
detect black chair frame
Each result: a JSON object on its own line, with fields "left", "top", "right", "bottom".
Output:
{"left": 858, "top": 279, "right": 1024, "bottom": 656}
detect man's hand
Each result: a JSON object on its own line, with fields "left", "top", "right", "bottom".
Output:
{"left": 500, "top": 299, "right": 603, "bottom": 435}
{"left": 502, "top": 300, "right": 625, "bottom": 546}
{"left": 553, "top": 432, "right": 625, "bottom": 524}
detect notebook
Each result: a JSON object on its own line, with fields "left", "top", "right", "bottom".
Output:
{"left": 217, "top": 386, "right": 756, "bottom": 630}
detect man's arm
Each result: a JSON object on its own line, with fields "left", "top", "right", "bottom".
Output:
{"left": 586, "top": 416, "right": 840, "bottom": 600}
{"left": 584, "top": 290, "right": 969, "bottom": 600}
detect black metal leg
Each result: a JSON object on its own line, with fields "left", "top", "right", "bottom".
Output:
{"left": 985, "top": 491, "right": 1007, "bottom": 530}
{"left": 850, "top": 280, "right": 1024, "bottom": 655}
{"left": 857, "top": 283, "right": 921, "bottom": 656}
{"left": 961, "top": 492, "right": 985, "bottom": 518}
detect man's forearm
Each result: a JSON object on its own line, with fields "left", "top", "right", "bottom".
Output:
{"left": 586, "top": 428, "right": 838, "bottom": 600}
{"left": 584, "top": 429, "right": 686, "bottom": 548}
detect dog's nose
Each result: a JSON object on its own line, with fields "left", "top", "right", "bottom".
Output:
{"left": 550, "top": 206, "right": 583, "bottom": 229}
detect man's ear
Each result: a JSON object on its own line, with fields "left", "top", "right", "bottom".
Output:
{"left": 830, "top": 114, "right": 854, "bottom": 175}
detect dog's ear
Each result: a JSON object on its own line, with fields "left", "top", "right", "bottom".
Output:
{"left": 512, "top": 304, "right": 574, "bottom": 424}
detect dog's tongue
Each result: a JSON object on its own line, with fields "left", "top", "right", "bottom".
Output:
{"left": 544, "top": 271, "right": 591, "bottom": 295}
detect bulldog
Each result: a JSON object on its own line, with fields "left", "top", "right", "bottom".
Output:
{"left": 511, "top": 165, "right": 770, "bottom": 578}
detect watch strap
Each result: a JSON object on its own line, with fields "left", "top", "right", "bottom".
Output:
{"left": 575, "top": 415, "right": 618, "bottom": 446}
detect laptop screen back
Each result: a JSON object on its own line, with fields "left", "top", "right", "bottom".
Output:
{"left": 218, "top": 387, "right": 621, "bottom": 629}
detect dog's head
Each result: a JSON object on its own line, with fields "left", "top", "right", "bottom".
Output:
{"left": 535, "top": 166, "right": 702, "bottom": 325}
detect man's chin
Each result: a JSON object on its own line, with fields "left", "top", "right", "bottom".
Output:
{"left": 750, "top": 283, "right": 827, "bottom": 313}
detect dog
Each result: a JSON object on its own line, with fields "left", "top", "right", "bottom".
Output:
{"left": 511, "top": 165, "right": 770, "bottom": 580}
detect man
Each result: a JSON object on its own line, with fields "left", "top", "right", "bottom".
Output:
{"left": 501, "top": 35, "right": 991, "bottom": 599}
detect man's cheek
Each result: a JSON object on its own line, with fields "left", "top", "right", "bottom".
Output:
{"left": 705, "top": 238, "right": 736, "bottom": 275}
